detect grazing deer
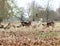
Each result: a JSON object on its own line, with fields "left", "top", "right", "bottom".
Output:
{"left": 21, "top": 21, "right": 31, "bottom": 26}
{"left": 46, "top": 21, "right": 55, "bottom": 30}
{"left": 47, "top": 21, "right": 55, "bottom": 27}
{"left": 42, "top": 21, "right": 55, "bottom": 30}
{"left": 21, "top": 13, "right": 31, "bottom": 26}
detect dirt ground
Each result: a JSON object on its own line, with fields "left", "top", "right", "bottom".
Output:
{"left": 0, "top": 22, "right": 60, "bottom": 46}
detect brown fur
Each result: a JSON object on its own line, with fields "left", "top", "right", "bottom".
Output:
{"left": 47, "top": 21, "right": 55, "bottom": 27}
{"left": 21, "top": 21, "right": 31, "bottom": 26}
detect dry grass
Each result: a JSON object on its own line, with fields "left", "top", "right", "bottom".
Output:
{"left": 0, "top": 22, "right": 60, "bottom": 46}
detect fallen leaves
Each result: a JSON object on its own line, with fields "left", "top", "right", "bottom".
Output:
{"left": 0, "top": 30, "right": 60, "bottom": 46}
{"left": 0, "top": 22, "right": 60, "bottom": 46}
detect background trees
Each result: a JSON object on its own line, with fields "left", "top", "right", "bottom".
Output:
{"left": 0, "top": 0, "right": 24, "bottom": 22}
{"left": 0, "top": 0, "right": 15, "bottom": 22}
{"left": 27, "top": 1, "right": 45, "bottom": 21}
{"left": 0, "top": 0, "right": 59, "bottom": 22}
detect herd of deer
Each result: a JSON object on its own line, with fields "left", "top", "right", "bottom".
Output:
{"left": 0, "top": 21, "right": 55, "bottom": 30}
